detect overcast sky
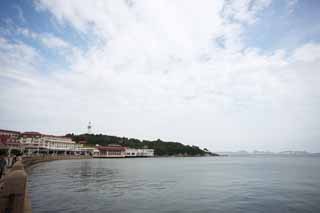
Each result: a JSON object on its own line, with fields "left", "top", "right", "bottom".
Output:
{"left": 1, "top": 0, "right": 320, "bottom": 152}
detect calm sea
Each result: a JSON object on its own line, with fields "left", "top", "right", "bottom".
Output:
{"left": 28, "top": 156, "right": 320, "bottom": 213}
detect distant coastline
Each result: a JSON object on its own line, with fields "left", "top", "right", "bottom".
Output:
{"left": 217, "top": 150, "right": 320, "bottom": 156}
{"left": 67, "top": 133, "right": 220, "bottom": 157}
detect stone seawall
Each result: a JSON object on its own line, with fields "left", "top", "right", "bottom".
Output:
{"left": 22, "top": 155, "right": 92, "bottom": 168}
{"left": 0, "top": 155, "right": 92, "bottom": 213}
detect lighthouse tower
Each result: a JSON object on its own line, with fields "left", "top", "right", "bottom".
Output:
{"left": 87, "top": 121, "right": 92, "bottom": 134}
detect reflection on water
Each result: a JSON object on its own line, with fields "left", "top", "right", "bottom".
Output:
{"left": 28, "top": 157, "right": 320, "bottom": 213}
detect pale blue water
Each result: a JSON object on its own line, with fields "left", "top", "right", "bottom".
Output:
{"left": 28, "top": 156, "right": 320, "bottom": 213}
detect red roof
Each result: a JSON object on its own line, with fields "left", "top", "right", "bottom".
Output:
{"left": 43, "top": 134, "right": 71, "bottom": 139}
{"left": 22, "top": 132, "right": 42, "bottom": 136}
{"left": 21, "top": 132, "right": 72, "bottom": 140}
{"left": 0, "top": 129, "right": 20, "bottom": 134}
{"left": 97, "top": 146, "right": 126, "bottom": 151}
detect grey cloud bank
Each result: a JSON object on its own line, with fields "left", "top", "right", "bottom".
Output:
{"left": 0, "top": 0, "right": 320, "bottom": 152}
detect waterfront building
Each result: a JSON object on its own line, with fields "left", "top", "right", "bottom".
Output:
{"left": 76, "top": 147, "right": 97, "bottom": 156}
{"left": 94, "top": 144, "right": 126, "bottom": 158}
{"left": 125, "top": 148, "right": 154, "bottom": 157}
{"left": 1, "top": 129, "right": 155, "bottom": 158}
{"left": 0, "top": 135, "right": 22, "bottom": 149}
{"left": 20, "top": 132, "right": 81, "bottom": 154}
{"left": 0, "top": 129, "right": 21, "bottom": 150}
{"left": 0, "top": 129, "right": 20, "bottom": 138}
{"left": 78, "top": 140, "right": 87, "bottom": 145}
{"left": 94, "top": 145, "right": 154, "bottom": 158}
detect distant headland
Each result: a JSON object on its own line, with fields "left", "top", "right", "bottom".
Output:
{"left": 66, "top": 133, "right": 219, "bottom": 157}
{"left": 217, "top": 150, "right": 320, "bottom": 156}
{"left": 0, "top": 128, "right": 219, "bottom": 157}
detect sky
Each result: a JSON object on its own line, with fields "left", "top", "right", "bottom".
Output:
{"left": 1, "top": 0, "right": 320, "bottom": 152}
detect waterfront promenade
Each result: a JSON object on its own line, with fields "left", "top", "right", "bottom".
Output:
{"left": 0, "top": 155, "right": 91, "bottom": 213}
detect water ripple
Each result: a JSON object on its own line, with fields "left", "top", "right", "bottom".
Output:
{"left": 28, "top": 157, "right": 320, "bottom": 213}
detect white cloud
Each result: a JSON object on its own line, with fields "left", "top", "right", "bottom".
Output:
{"left": 40, "top": 34, "right": 69, "bottom": 48}
{"left": 292, "top": 43, "right": 320, "bottom": 62}
{"left": 0, "top": 37, "right": 41, "bottom": 84}
{"left": 221, "top": 0, "right": 271, "bottom": 25}
{"left": 287, "top": 0, "right": 298, "bottom": 14}
{"left": 17, "top": 27, "right": 70, "bottom": 49}
{"left": 1, "top": 0, "right": 320, "bottom": 152}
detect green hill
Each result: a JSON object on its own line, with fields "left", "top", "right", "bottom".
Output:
{"left": 66, "top": 133, "right": 218, "bottom": 157}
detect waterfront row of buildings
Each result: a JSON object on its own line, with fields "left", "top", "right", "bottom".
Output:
{"left": 0, "top": 129, "right": 154, "bottom": 158}
{"left": 94, "top": 145, "right": 154, "bottom": 158}
{"left": 0, "top": 129, "right": 86, "bottom": 155}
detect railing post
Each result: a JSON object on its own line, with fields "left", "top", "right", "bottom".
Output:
{"left": 3, "top": 162, "right": 27, "bottom": 213}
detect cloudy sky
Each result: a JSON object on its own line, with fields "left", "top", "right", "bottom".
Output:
{"left": 1, "top": 0, "right": 320, "bottom": 152}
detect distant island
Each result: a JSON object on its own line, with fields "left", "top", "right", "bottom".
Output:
{"left": 217, "top": 150, "right": 320, "bottom": 156}
{"left": 66, "top": 133, "right": 219, "bottom": 157}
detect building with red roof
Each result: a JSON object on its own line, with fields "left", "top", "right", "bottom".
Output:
{"left": 95, "top": 144, "right": 126, "bottom": 158}
{"left": 0, "top": 135, "right": 21, "bottom": 148}
{"left": 0, "top": 129, "right": 21, "bottom": 150}
{"left": 93, "top": 144, "right": 154, "bottom": 158}
{"left": 20, "top": 131, "right": 82, "bottom": 154}
{"left": 0, "top": 129, "right": 20, "bottom": 137}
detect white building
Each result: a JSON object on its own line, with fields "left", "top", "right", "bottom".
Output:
{"left": 93, "top": 145, "right": 154, "bottom": 158}
{"left": 125, "top": 148, "right": 154, "bottom": 157}
{"left": 76, "top": 147, "right": 98, "bottom": 155}
{"left": 44, "top": 135, "right": 81, "bottom": 151}
{"left": 20, "top": 132, "right": 81, "bottom": 154}
{"left": 94, "top": 144, "right": 126, "bottom": 158}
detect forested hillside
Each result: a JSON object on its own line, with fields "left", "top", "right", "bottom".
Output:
{"left": 66, "top": 133, "right": 218, "bottom": 156}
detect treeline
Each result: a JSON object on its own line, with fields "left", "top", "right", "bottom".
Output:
{"left": 66, "top": 133, "right": 218, "bottom": 156}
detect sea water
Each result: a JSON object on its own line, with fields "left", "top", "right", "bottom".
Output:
{"left": 28, "top": 156, "right": 320, "bottom": 212}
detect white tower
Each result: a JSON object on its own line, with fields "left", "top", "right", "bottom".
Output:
{"left": 87, "top": 121, "right": 92, "bottom": 134}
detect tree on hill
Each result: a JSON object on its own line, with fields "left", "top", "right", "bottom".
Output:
{"left": 65, "top": 133, "right": 211, "bottom": 156}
